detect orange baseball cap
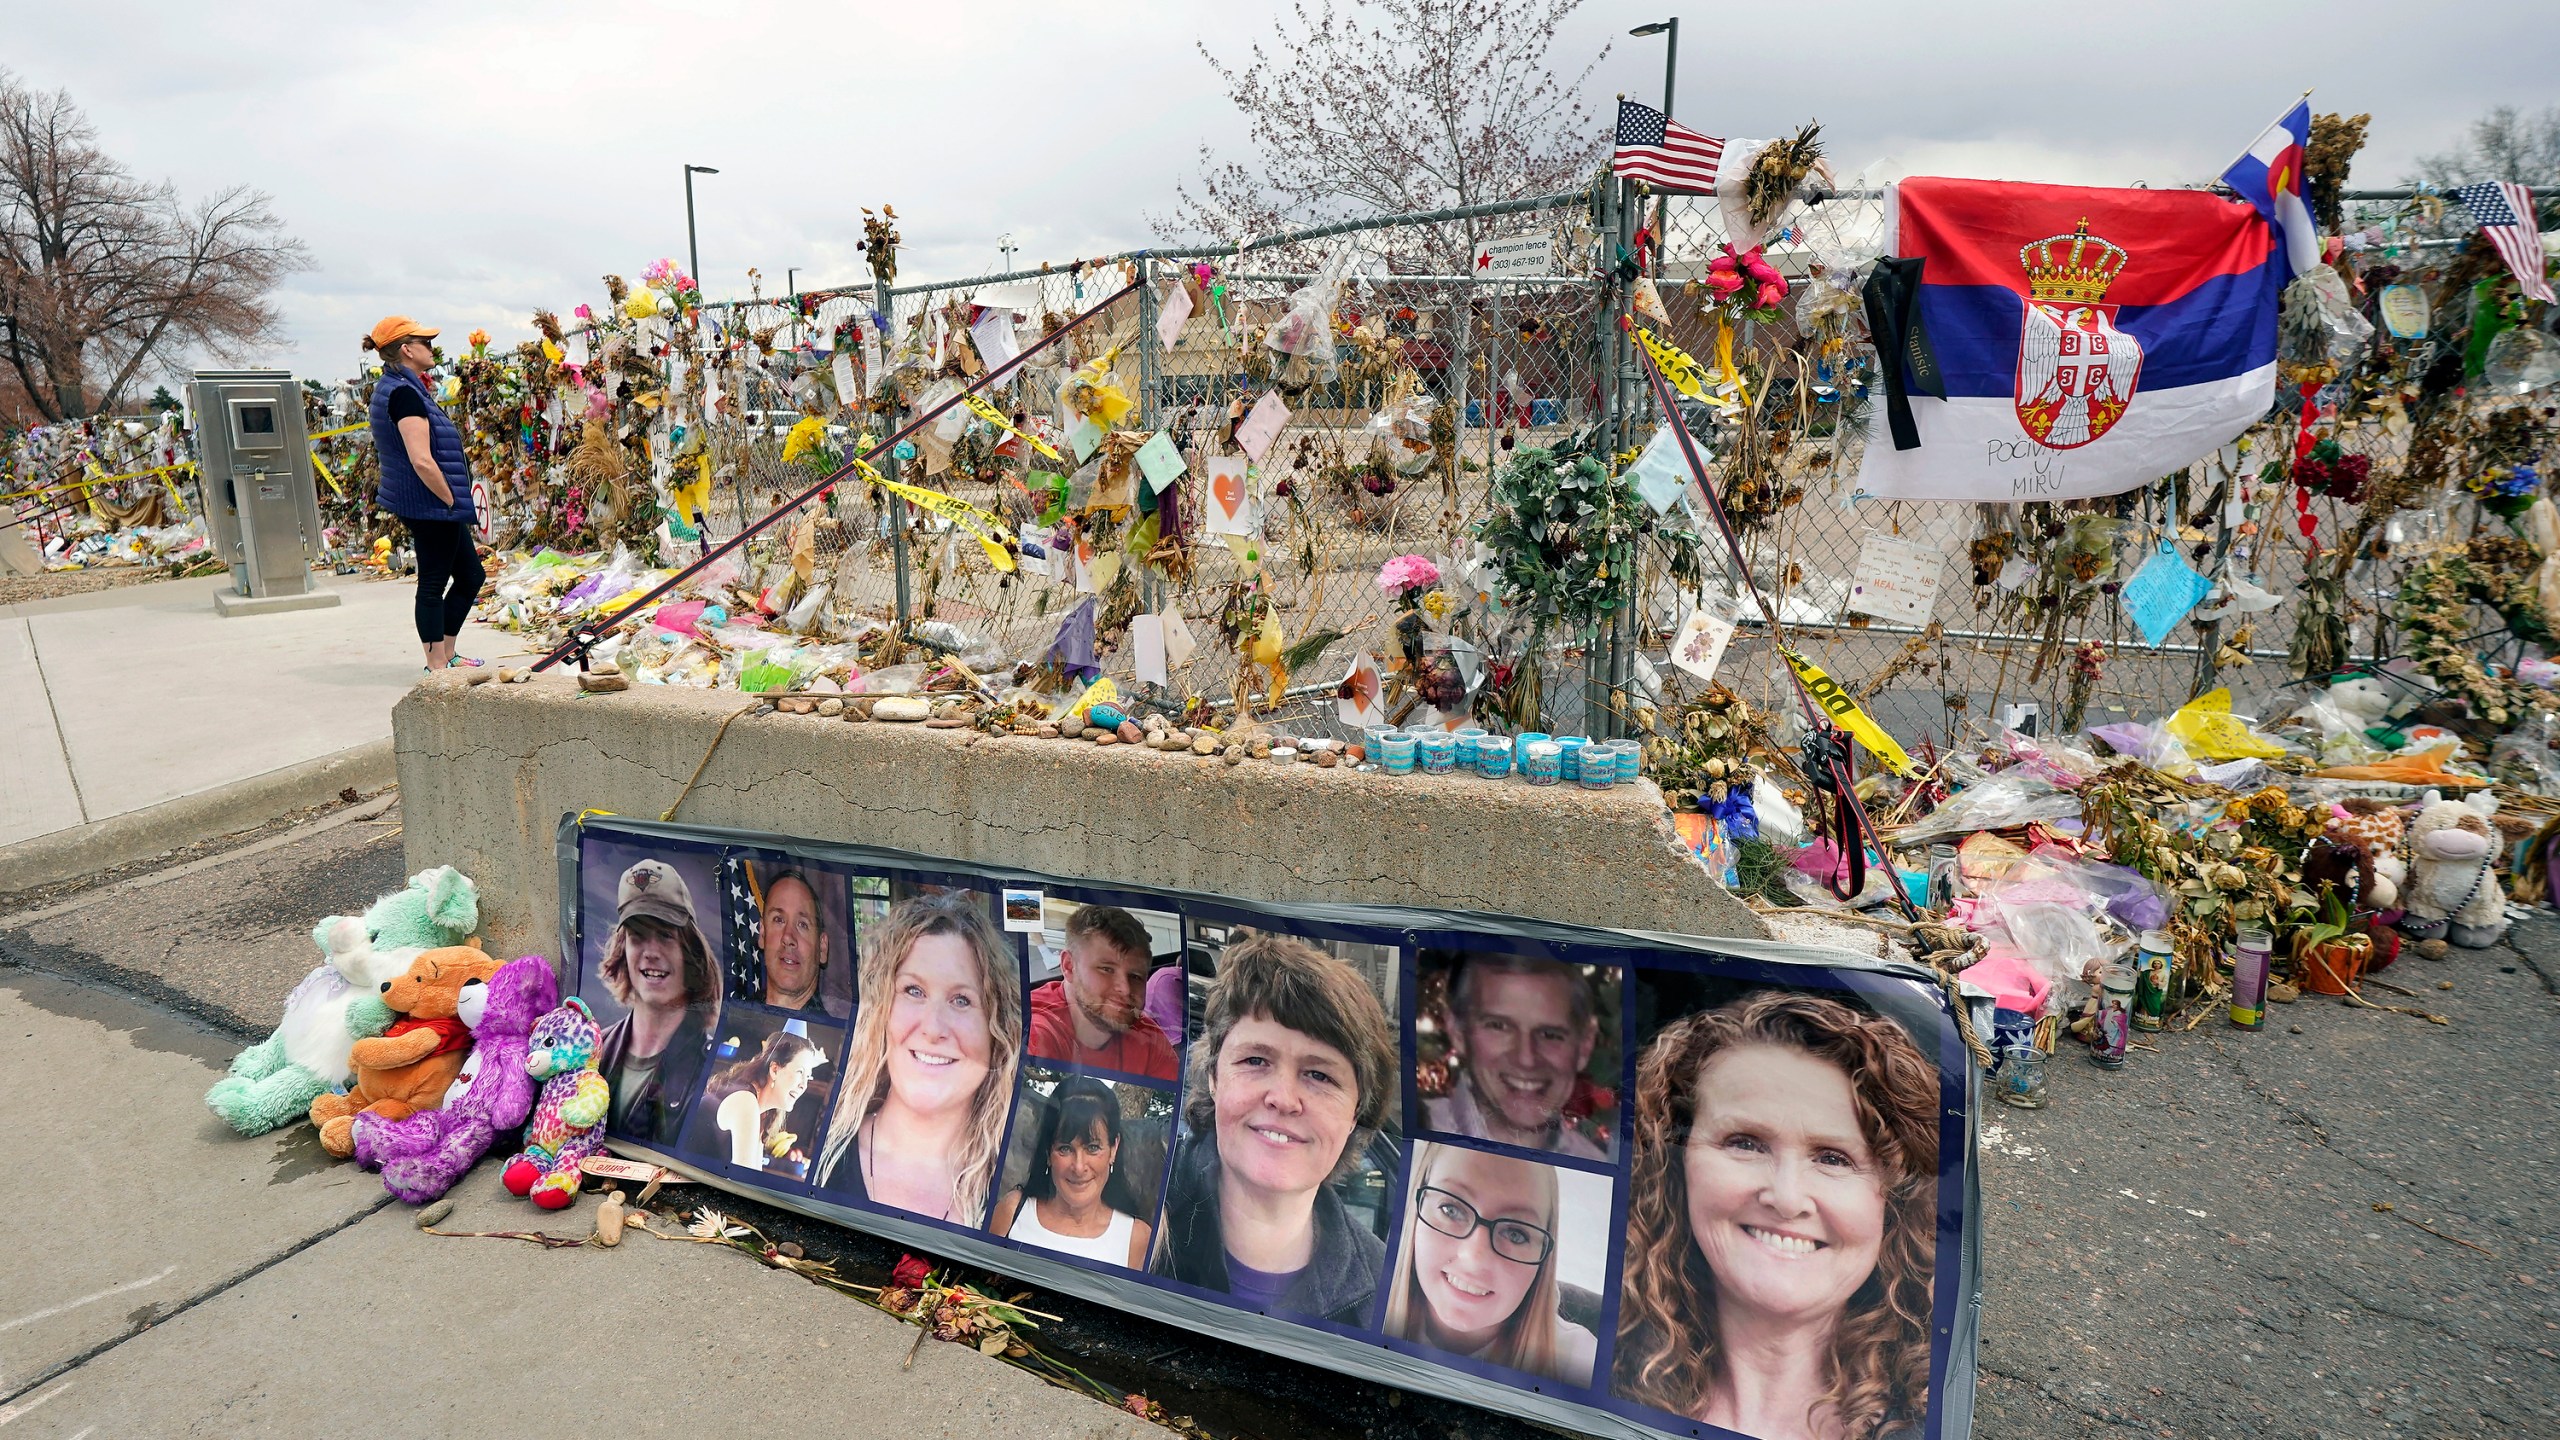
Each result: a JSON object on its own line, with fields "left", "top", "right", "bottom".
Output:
{"left": 368, "top": 316, "right": 439, "bottom": 351}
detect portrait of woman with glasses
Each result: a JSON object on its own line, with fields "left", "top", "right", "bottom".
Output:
{"left": 1381, "top": 1140, "right": 1600, "bottom": 1387}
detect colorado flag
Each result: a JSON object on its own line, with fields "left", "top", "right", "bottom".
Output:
{"left": 2223, "top": 100, "right": 2323, "bottom": 279}
{"left": 1854, "top": 177, "right": 2280, "bottom": 504}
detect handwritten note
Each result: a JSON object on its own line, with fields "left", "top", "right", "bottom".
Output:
{"left": 1845, "top": 533, "right": 1944, "bottom": 626}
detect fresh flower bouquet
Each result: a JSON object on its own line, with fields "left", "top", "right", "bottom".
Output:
{"left": 1703, "top": 243, "right": 1789, "bottom": 325}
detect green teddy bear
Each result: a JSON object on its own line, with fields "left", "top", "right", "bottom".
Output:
{"left": 205, "top": 866, "right": 481, "bottom": 1136}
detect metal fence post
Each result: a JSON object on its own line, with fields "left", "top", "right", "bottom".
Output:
{"left": 876, "top": 275, "right": 911, "bottom": 634}
{"left": 1135, "top": 256, "right": 1164, "bottom": 617}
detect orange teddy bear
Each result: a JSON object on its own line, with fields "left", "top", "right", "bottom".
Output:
{"left": 310, "top": 946, "right": 501, "bottom": 1157}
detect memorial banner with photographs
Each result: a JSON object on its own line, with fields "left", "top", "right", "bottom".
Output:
{"left": 558, "top": 815, "right": 1984, "bottom": 1440}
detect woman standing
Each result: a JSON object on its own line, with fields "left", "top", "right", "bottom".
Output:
{"left": 702, "top": 1029, "right": 827, "bottom": 1173}
{"left": 815, "top": 893, "right": 1022, "bottom": 1225}
{"left": 989, "top": 1076, "right": 1155, "bottom": 1269}
{"left": 364, "top": 317, "right": 483, "bottom": 672}
{"left": 1383, "top": 1141, "right": 1596, "bottom": 1387}
{"left": 1612, "top": 990, "right": 1939, "bottom": 1440}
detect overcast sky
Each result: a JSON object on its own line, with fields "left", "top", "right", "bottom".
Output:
{"left": 11, "top": 0, "right": 2553, "bottom": 386}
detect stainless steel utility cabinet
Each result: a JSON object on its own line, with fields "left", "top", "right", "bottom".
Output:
{"left": 189, "top": 368, "right": 338, "bottom": 616}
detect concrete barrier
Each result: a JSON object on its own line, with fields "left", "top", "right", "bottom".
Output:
{"left": 393, "top": 673, "right": 1767, "bottom": 959}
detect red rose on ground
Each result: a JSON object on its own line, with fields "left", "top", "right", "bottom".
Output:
{"left": 891, "top": 1254, "right": 932, "bottom": 1289}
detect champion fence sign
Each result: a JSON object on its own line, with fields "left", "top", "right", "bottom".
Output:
{"left": 559, "top": 814, "right": 1985, "bottom": 1440}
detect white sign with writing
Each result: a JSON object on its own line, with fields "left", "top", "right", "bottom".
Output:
{"left": 1471, "top": 231, "right": 1556, "bottom": 279}
{"left": 1845, "top": 532, "right": 1944, "bottom": 626}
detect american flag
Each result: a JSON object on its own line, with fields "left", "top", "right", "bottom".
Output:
{"left": 2455, "top": 181, "right": 2556, "bottom": 305}
{"left": 723, "top": 853, "right": 764, "bottom": 999}
{"left": 1613, "top": 98, "right": 1724, "bottom": 194}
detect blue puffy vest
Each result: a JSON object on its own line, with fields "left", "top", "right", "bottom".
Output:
{"left": 369, "top": 366, "right": 475, "bottom": 523}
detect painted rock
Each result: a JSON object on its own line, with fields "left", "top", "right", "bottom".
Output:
{"left": 1088, "top": 703, "right": 1128, "bottom": 730}
{"left": 873, "top": 696, "right": 931, "bottom": 722}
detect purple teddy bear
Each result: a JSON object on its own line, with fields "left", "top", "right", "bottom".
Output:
{"left": 351, "top": 954, "right": 558, "bottom": 1203}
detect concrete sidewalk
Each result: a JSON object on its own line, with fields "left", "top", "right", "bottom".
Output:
{"left": 0, "top": 963, "right": 1156, "bottom": 1440}
{"left": 0, "top": 572, "right": 529, "bottom": 852}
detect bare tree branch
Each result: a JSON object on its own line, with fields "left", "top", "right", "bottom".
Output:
{"left": 1152, "top": 0, "right": 1609, "bottom": 272}
{"left": 0, "top": 67, "right": 308, "bottom": 421}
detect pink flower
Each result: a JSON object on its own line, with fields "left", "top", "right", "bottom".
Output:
{"left": 573, "top": 304, "right": 592, "bottom": 320}
{"left": 1377, "top": 553, "right": 1440, "bottom": 595}
{"left": 1755, "top": 280, "right": 1788, "bottom": 309}
{"left": 1705, "top": 269, "right": 1745, "bottom": 297}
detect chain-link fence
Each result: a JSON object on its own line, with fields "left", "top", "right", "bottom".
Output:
{"left": 1599, "top": 180, "right": 2475, "bottom": 764}
{"left": 13, "top": 169, "right": 2506, "bottom": 766}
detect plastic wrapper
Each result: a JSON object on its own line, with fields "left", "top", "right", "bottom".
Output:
{"left": 1364, "top": 387, "right": 1439, "bottom": 475}
{"left": 2086, "top": 719, "right": 2195, "bottom": 774}
{"left": 780, "top": 581, "right": 831, "bottom": 635}
{"left": 853, "top": 663, "right": 930, "bottom": 696}
{"left": 1061, "top": 354, "right": 1133, "bottom": 428}
{"left": 2162, "top": 688, "right": 2287, "bottom": 761}
{"left": 1897, "top": 776, "right": 2083, "bottom": 843}
{"left": 1752, "top": 774, "right": 1806, "bottom": 850}
{"left": 2491, "top": 712, "right": 2560, "bottom": 795}
{"left": 1262, "top": 241, "right": 1364, "bottom": 377}
{"left": 1999, "top": 729, "right": 2101, "bottom": 787}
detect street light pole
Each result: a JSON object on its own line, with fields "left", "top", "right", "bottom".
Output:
{"left": 683, "top": 163, "right": 720, "bottom": 287}
{"left": 1629, "top": 18, "right": 1677, "bottom": 118}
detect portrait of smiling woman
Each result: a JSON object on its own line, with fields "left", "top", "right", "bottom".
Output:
{"left": 1382, "top": 1140, "right": 1604, "bottom": 1388}
{"left": 988, "top": 1074, "right": 1160, "bottom": 1270}
{"left": 1612, "top": 989, "right": 1940, "bottom": 1440}
{"left": 1150, "top": 930, "right": 1399, "bottom": 1326}
{"left": 814, "top": 893, "right": 1023, "bottom": 1225}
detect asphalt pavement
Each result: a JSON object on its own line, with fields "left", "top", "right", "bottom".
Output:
{"left": 2, "top": 799, "right": 2554, "bottom": 1439}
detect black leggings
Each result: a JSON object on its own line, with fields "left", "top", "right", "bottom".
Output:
{"left": 407, "top": 518, "right": 484, "bottom": 645}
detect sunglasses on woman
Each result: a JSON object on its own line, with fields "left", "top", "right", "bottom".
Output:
{"left": 1416, "top": 1185, "right": 1553, "bottom": 1265}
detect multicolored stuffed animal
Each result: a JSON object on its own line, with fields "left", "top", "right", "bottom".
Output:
{"left": 311, "top": 947, "right": 503, "bottom": 1156}
{"left": 503, "top": 997, "right": 611, "bottom": 1210}
{"left": 206, "top": 866, "right": 479, "bottom": 1136}
{"left": 351, "top": 955, "right": 558, "bottom": 1203}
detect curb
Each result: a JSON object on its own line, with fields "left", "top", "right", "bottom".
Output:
{"left": 0, "top": 738, "right": 396, "bottom": 896}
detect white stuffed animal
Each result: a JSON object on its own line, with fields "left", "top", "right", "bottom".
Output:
{"left": 2295, "top": 675, "right": 2396, "bottom": 763}
{"left": 2398, "top": 790, "right": 2508, "bottom": 948}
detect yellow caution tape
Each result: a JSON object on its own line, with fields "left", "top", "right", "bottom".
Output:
{"left": 960, "top": 393, "right": 1064, "bottom": 463}
{"left": 848, "top": 456, "right": 1017, "bottom": 574}
{"left": 5, "top": 422, "right": 366, "bottom": 505}
{"left": 1779, "top": 646, "right": 1919, "bottom": 778}
{"left": 1634, "top": 326, "right": 1713, "bottom": 404}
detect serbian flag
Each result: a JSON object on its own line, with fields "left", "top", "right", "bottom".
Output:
{"left": 2223, "top": 100, "right": 2323, "bottom": 278}
{"left": 1853, "top": 178, "right": 2280, "bottom": 504}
